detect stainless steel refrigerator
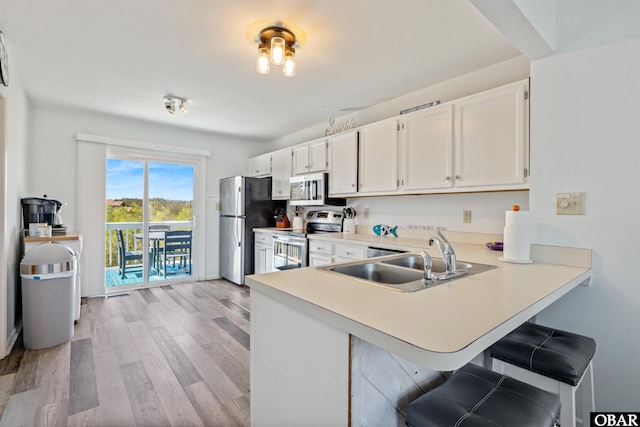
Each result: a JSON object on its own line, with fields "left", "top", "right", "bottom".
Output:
{"left": 219, "top": 176, "right": 285, "bottom": 285}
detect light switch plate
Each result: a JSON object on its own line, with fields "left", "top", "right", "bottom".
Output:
{"left": 556, "top": 192, "right": 585, "bottom": 215}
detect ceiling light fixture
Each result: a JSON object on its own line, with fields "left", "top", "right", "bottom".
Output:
{"left": 163, "top": 95, "right": 188, "bottom": 114}
{"left": 256, "top": 26, "right": 297, "bottom": 77}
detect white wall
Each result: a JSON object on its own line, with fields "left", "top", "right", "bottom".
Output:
{"left": 268, "top": 56, "right": 530, "bottom": 150}
{"left": 0, "top": 72, "right": 29, "bottom": 356}
{"left": 346, "top": 191, "right": 529, "bottom": 236}
{"left": 29, "top": 105, "right": 263, "bottom": 281}
{"left": 530, "top": 38, "right": 640, "bottom": 411}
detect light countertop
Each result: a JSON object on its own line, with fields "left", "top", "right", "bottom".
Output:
{"left": 246, "top": 236, "right": 591, "bottom": 371}
{"left": 23, "top": 232, "right": 82, "bottom": 243}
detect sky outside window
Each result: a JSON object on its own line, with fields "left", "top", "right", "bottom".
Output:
{"left": 106, "top": 159, "right": 194, "bottom": 201}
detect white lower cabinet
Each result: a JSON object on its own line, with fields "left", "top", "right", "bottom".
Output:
{"left": 309, "top": 238, "right": 366, "bottom": 266}
{"left": 254, "top": 231, "right": 274, "bottom": 274}
{"left": 309, "top": 239, "right": 333, "bottom": 266}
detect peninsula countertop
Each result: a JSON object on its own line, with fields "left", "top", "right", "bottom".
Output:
{"left": 246, "top": 237, "right": 591, "bottom": 371}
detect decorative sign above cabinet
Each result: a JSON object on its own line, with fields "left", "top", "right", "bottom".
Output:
{"left": 324, "top": 116, "right": 356, "bottom": 136}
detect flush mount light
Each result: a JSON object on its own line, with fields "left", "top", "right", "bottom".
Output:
{"left": 163, "top": 95, "right": 188, "bottom": 114}
{"left": 256, "top": 26, "right": 297, "bottom": 77}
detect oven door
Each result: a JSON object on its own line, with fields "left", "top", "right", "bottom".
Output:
{"left": 273, "top": 233, "right": 308, "bottom": 270}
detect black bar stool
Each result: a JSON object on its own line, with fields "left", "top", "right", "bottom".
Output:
{"left": 405, "top": 363, "right": 561, "bottom": 427}
{"left": 490, "top": 322, "right": 596, "bottom": 427}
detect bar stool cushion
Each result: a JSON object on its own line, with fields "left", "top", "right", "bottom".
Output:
{"left": 405, "top": 363, "right": 560, "bottom": 427}
{"left": 490, "top": 322, "right": 596, "bottom": 386}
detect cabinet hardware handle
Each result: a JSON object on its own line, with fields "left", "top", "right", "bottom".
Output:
{"left": 446, "top": 176, "right": 451, "bottom": 181}
{"left": 455, "top": 175, "right": 460, "bottom": 180}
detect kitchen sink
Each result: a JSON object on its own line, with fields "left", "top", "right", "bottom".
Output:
{"left": 317, "top": 254, "right": 497, "bottom": 293}
{"left": 328, "top": 263, "right": 424, "bottom": 285}
{"left": 381, "top": 254, "right": 497, "bottom": 277}
{"left": 382, "top": 255, "right": 472, "bottom": 272}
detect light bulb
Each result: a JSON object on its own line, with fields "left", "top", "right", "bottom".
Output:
{"left": 256, "top": 50, "right": 270, "bottom": 74}
{"left": 283, "top": 55, "right": 296, "bottom": 77}
{"left": 270, "top": 36, "right": 285, "bottom": 65}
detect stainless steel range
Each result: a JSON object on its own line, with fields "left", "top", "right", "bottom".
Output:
{"left": 272, "top": 210, "right": 344, "bottom": 271}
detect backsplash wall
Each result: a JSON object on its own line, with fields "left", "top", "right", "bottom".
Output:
{"left": 345, "top": 191, "right": 529, "bottom": 237}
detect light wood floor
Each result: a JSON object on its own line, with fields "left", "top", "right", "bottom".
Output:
{"left": 0, "top": 279, "right": 251, "bottom": 426}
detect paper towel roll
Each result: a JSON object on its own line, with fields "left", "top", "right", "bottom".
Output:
{"left": 502, "top": 211, "right": 532, "bottom": 263}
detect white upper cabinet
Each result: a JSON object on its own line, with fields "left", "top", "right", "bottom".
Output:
{"left": 248, "top": 153, "right": 272, "bottom": 177}
{"left": 454, "top": 80, "right": 529, "bottom": 189}
{"left": 271, "top": 148, "right": 292, "bottom": 200}
{"left": 358, "top": 118, "right": 399, "bottom": 194}
{"left": 398, "top": 104, "right": 454, "bottom": 192}
{"left": 329, "top": 131, "right": 358, "bottom": 196}
{"left": 249, "top": 79, "right": 530, "bottom": 196}
{"left": 292, "top": 138, "right": 329, "bottom": 175}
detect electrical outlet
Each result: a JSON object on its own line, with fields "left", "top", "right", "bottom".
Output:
{"left": 463, "top": 210, "right": 472, "bottom": 223}
{"left": 362, "top": 208, "right": 370, "bottom": 219}
{"left": 556, "top": 192, "right": 585, "bottom": 215}
{"left": 215, "top": 202, "right": 220, "bottom": 211}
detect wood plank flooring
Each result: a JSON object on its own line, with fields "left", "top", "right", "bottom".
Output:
{"left": 0, "top": 279, "right": 251, "bottom": 426}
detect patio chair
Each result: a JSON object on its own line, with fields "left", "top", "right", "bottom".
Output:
{"left": 116, "top": 229, "right": 144, "bottom": 279}
{"left": 161, "top": 230, "right": 192, "bottom": 276}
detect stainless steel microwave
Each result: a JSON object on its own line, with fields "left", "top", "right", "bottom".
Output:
{"left": 289, "top": 173, "right": 346, "bottom": 206}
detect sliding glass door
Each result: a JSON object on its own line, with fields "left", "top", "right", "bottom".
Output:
{"left": 105, "top": 154, "right": 195, "bottom": 291}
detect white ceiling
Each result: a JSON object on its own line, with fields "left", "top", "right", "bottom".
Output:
{"left": 1, "top": 0, "right": 524, "bottom": 141}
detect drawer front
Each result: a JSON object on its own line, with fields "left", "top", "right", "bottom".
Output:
{"left": 309, "top": 240, "right": 334, "bottom": 255}
{"left": 255, "top": 232, "right": 273, "bottom": 244}
{"left": 334, "top": 244, "right": 366, "bottom": 260}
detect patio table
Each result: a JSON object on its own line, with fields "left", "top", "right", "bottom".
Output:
{"left": 134, "top": 231, "right": 165, "bottom": 274}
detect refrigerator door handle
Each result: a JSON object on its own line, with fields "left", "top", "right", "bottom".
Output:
{"left": 236, "top": 186, "right": 241, "bottom": 216}
{"left": 235, "top": 217, "right": 241, "bottom": 247}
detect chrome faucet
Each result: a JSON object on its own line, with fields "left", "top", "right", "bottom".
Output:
{"left": 420, "top": 250, "right": 433, "bottom": 282}
{"left": 428, "top": 230, "right": 457, "bottom": 274}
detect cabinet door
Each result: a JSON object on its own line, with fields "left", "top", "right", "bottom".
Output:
{"left": 265, "top": 245, "right": 274, "bottom": 272}
{"left": 454, "top": 80, "right": 529, "bottom": 189}
{"left": 248, "top": 156, "right": 261, "bottom": 177}
{"left": 272, "top": 148, "right": 292, "bottom": 200}
{"left": 249, "top": 154, "right": 272, "bottom": 177}
{"left": 254, "top": 242, "right": 266, "bottom": 274}
{"left": 399, "top": 105, "right": 454, "bottom": 192}
{"left": 309, "top": 239, "right": 334, "bottom": 256}
{"left": 329, "top": 131, "right": 358, "bottom": 196}
{"left": 309, "top": 253, "right": 333, "bottom": 266}
{"left": 334, "top": 244, "right": 366, "bottom": 260}
{"left": 358, "top": 118, "right": 399, "bottom": 194}
{"left": 308, "top": 138, "right": 329, "bottom": 173}
{"left": 292, "top": 144, "right": 310, "bottom": 175}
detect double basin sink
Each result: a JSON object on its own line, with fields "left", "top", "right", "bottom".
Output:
{"left": 318, "top": 253, "right": 496, "bottom": 293}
